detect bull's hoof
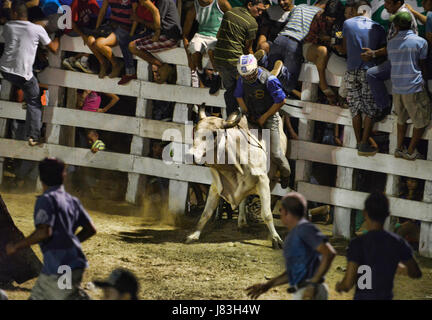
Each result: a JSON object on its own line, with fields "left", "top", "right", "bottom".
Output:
{"left": 272, "top": 237, "right": 284, "bottom": 250}
{"left": 185, "top": 231, "right": 200, "bottom": 244}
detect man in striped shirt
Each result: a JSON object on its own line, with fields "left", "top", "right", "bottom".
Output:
{"left": 213, "top": 0, "right": 266, "bottom": 115}
{"left": 258, "top": 1, "right": 326, "bottom": 96}
{"left": 387, "top": 11, "right": 430, "bottom": 161}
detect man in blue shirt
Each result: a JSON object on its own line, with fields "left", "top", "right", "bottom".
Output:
{"left": 336, "top": 192, "right": 422, "bottom": 299}
{"left": 387, "top": 11, "right": 430, "bottom": 160}
{"left": 246, "top": 192, "right": 336, "bottom": 300}
{"left": 234, "top": 54, "right": 291, "bottom": 188}
{"left": 6, "top": 157, "right": 97, "bottom": 300}
{"left": 341, "top": 0, "right": 386, "bottom": 156}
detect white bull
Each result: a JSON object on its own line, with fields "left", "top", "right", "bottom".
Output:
{"left": 186, "top": 107, "right": 288, "bottom": 248}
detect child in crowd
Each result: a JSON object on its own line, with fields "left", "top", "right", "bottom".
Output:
{"left": 62, "top": 0, "right": 101, "bottom": 74}
{"left": 129, "top": 0, "right": 182, "bottom": 85}
{"left": 87, "top": 129, "right": 106, "bottom": 153}
{"left": 336, "top": 192, "right": 422, "bottom": 300}
{"left": 182, "top": 0, "right": 231, "bottom": 93}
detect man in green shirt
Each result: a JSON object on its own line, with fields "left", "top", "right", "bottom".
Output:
{"left": 213, "top": 0, "right": 267, "bottom": 115}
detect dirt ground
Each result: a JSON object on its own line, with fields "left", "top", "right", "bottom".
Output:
{"left": 1, "top": 190, "right": 432, "bottom": 300}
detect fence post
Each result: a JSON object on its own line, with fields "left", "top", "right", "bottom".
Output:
{"left": 333, "top": 125, "right": 356, "bottom": 238}
{"left": 168, "top": 65, "right": 191, "bottom": 215}
{"left": 0, "top": 80, "right": 12, "bottom": 185}
{"left": 384, "top": 126, "right": 400, "bottom": 231}
{"left": 295, "top": 81, "right": 317, "bottom": 185}
{"left": 419, "top": 140, "right": 432, "bottom": 257}
{"left": 126, "top": 60, "right": 151, "bottom": 204}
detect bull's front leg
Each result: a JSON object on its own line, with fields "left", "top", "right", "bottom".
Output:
{"left": 257, "top": 176, "right": 283, "bottom": 249}
{"left": 186, "top": 184, "right": 220, "bottom": 244}
{"left": 237, "top": 199, "right": 248, "bottom": 230}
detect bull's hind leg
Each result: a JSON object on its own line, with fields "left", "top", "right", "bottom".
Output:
{"left": 257, "top": 177, "right": 283, "bottom": 249}
{"left": 186, "top": 184, "right": 220, "bottom": 243}
{"left": 237, "top": 199, "right": 248, "bottom": 229}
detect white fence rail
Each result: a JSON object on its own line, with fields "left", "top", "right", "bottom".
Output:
{"left": 0, "top": 29, "right": 431, "bottom": 257}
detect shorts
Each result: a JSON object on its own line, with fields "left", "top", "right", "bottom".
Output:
{"left": 29, "top": 269, "right": 89, "bottom": 300}
{"left": 188, "top": 33, "right": 217, "bottom": 54}
{"left": 393, "top": 89, "right": 431, "bottom": 128}
{"left": 345, "top": 69, "right": 381, "bottom": 120}
{"left": 134, "top": 33, "right": 179, "bottom": 53}
{"left": 91, "top": 21, "right": 130, "bottom": 39}
{"left": 302, "top": 42, "right": 313, "bottom": 61}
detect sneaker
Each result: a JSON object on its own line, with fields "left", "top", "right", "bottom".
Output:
{"left": 402, "top": 149, "right": 423, "bottom": 161}
{"left": 118, "top": 74, "right": 137, "bottom": 85}
{"left": 394, "top": 146, "right": 407, "bottom": 158}
{"left": 209, "top": 74, "right": 222, "bottom": 95}
{"left": 271, "top": 60, "right": 283, "bottom": 77}
{"left": 62, "top": 57, "right": 77, "bottom": 71}
{"left": 197, "top": 70, "right": 212, "bottom": 87}
{"left": 74, "top": 58, "right": 94, "bottom": 74}
{"left": 358, "top": 143, "right": 378, "bottom": 156}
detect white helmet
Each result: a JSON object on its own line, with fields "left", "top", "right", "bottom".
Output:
{"left": 237, "top": 54, "right": 258, "bottom": 77}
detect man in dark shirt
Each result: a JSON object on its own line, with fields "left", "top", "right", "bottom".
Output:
{"left": 336, "top": 192, "right": 422, "bottom": 300}
{"left": 6, "top": 157, "right": 97, "bottom": 300}
{"left": 213, "top": 0, "right": 266, "bottom": 115}
{"left": 246, "top": 192, "right": 336, "bottom": 300}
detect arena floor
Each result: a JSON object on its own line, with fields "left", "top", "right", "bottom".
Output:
{"left": 1, "top": 190, "right": 432, "bottom": 300}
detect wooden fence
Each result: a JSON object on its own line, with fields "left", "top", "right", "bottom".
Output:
{"left": 0, "top": 28, "right": 431, "bottom": 257}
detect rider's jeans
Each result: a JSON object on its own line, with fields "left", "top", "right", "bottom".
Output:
{"left": 263, "top": 114, "right": 291, "bottom": 178}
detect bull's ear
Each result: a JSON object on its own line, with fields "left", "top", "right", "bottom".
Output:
{"left": 223, "top": 111, "right": 242, "bottom": 129}
{"left": 199, "top": 104, "right": 207, "bottom": 120}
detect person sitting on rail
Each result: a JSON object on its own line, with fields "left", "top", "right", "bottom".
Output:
{"left": 182, "top": 0, "right": 231, "bottom": 94}
{"left": 62, "top": 0, "right": 102, "bottom": 74}
{"left": 128, "top": 0, "right": 182, "bottom": 85}
{"left": 234, "top": 54, "right": 291, "bottom": 188}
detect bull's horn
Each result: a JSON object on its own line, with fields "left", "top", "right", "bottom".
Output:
{"left": 223, "top": 111, "right": 242, "bottom": 129}
{"left": 199, "top": 104, "right": 207, "bottom": 120}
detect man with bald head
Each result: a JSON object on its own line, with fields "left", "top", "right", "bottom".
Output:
{"left": 246, "top": 192, "right": 336, "bottom": 300}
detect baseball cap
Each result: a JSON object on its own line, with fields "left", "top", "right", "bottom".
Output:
{"left": 389, "top": 11, "right": 412, "bottom": 29}
{"left": 94, "top": 269, "right": 139, "bottom": 300}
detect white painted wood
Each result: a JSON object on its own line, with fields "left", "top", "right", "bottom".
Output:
{"left": 300, "top": 81, "right": 318, "bottom": 102}
{"left": 420, "top": 140, "right": 432, "bottom": 257}
{"left": 333, "top": 126, "right": 356, "bottom": 239}
{"left": 45, "top": 51, "right": 63, "bottom": 145}
{"left": 0, "top": 79, "right": 12, "bottom": 185}
{"left": 290, "top": 140, "right": 432, "bottom": 181}
{"left": 384, "top": 132, "right": 400, "bottom": 232}
{"left": 168, "top": 65, "right": 191, "bottom": 215}
{"left": 297, "top": 182, "right": 432, "bottom": 222}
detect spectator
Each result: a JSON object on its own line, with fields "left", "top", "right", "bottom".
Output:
{"left": 302, "top": 0, "right": 345, "bottom": 105}
{"left": 88, "top": 0, "right": 138, "bottom": 83}
{"left": 87, "top": 129, "right": 106, "bottom": 153}
{"left": 336, "top": 192, "right": 422, "bottom": 299}
{"left": 62, "top": 0, "right": 101, "bottom": 74}
{"left": 256, "top": 0, "right": 293, "bottom": 53}
{"left": 341, "top": 0, "right": 386, "bottom": 157}
{"left": 0, "top": 1, "right": 59, "bottom": 146}
{"left": 389, "top": 12, "right": 430, "bottom": 160}
{"left": 234, "top": 54, "right": 291, "bottom": 188}
{"left": 405, "top": 0, "right": 432, "bottom": 79}
{"left": 213, "top": 0, "right": 266, "bottom": 115}
{"left": 182, "top": 0, "right": 232, "bottom": 94}
{"left": 5, "top": 157, "right": 97, "bottom": 300}
{"left": 246, "top": 192, "right": 336, "bottom": 300}
{"left": 79, "top": 90, "right": 120, "bottom": 113}
{"left": 128, "top": 0, "right": 182, "bottom": 85}
{"left": 363, "top": 0, "right": 418, "bottom": 118}
{"left": 94, "top": 268, "right": 139, "bottom": 300}
{"left": 257, "top": 1, "right": 327, "bottom": 98}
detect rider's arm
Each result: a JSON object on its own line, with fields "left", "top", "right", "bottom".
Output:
{"left": 258, "top": 76, "right": 286, "bottom": 123}
{"left": 234, "top": 78, "right": 248, "bottom": 113}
